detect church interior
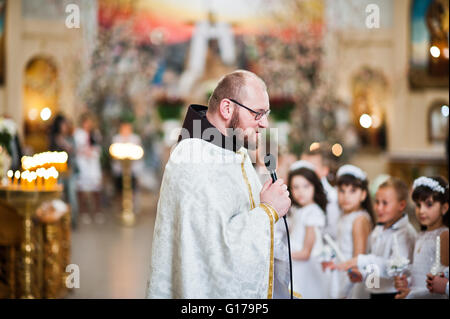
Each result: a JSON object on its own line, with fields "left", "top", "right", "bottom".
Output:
{"left": 0, "top": 0, "right": 448, "bottom": 299}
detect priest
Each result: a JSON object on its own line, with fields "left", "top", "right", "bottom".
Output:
{"left": 146, "top": 70, "right": 291, "bottom": 298}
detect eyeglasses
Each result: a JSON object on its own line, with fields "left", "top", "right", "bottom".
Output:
{"left": 229, "top": 98, "right": 271, "bottom": 121}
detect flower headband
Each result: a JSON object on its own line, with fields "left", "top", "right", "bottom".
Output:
{"left": 413, "top": 177, "right": 446, "bottom": 194}
{"left": 289, "top": 160, "right": 316, "bottom": 172}
{"left": 336, "top": 164, "right": 367, "bottom": 181}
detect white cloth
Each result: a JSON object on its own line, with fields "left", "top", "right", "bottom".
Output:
{"left": 111, "top": 133, "right": 144, "bottom": 176}
{"left": 407, "top": 227, "right": 449, "bottom": 299}
{"left": 287, "top": 203, "right": 327, "bottom": 298}
{"left": 356, "top": 214, "right": 417, "bottom": 295}
{"left": 327, "top": 210, "right": 371, "bottom": 299}
{"left": 73, "top": 128, "right": 102, "bottom": 192}
{"left": 146, "top": 139, "right": 283, "bottom": 298}
{"left": 322, "top": 177, "right": 341, "bottom": 240}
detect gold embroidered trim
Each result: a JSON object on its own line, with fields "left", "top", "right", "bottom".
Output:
{"left": 238, "top": 151, "right": 255, "bottom": 209}
{"left": 259, "top": 203, "right": 275, "bottom": 299}
{"left": 261, "top": 203, "right": 279, "bottom": 223}
{"left": 289, "top": 289, "right": 303, "bottom": 299}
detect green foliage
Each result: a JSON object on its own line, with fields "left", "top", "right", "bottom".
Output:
{"left": 157, "top": 99, "right": 184, "bottom": 120}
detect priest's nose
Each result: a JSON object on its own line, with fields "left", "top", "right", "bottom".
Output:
{"left": 258, "top": 115, "right": 269, "bottom": 128}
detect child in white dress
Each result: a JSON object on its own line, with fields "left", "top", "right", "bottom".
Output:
{"left": 336, "top": 178, "right": 417, "bottom": 299}
{"left": 324, "top": 165, "right": 374, "bottom": 298}
{"left": 74, "top": 113, "right": 103, "bottom": 224}
{"left": 395, "top": 176, "right": 449, "bottom": 299}
{"left": 284, "top": 160, "right": 328, "bottom": 298}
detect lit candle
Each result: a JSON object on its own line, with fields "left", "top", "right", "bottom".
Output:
{"left": 43, "top": 169, "right": 50, "bottom": 190}
{"left": 430, "top": 236, "right": 442, "bottom": 275}
{"left": 324, "top": 233, "right": 345, "bottom": 262}
{"left": 21, "top": 171, "right": 29, "bottom": 189}
{"left": 30, "top": 171, "right": 37, "bottom": 190}
{"left": 36, "top": 168, "right": 44, "bottom": 189}
{"left": 48, "top": 167, "right": 58, "bottom": 189}
{"left": 7, "top": 170, "right": 13, "bottom": 185}
{"left": 14, "top": 171, "right": 21, "bottom": 187}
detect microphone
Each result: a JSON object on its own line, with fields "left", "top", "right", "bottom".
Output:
{"left": 264, "top": 153, "right": 293, "bottom": 300}
{"left": 264, "top": 154, "right": 278, "bottom": 183}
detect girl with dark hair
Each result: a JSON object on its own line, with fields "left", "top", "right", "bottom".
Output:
{"left": 284, "top": 160, "right": 328, "bottom": 298}
{"left": 395, "top": 176, "right": 449, "bottom": 299}
{"left": 325, "top": 164, "right": 373, "bottom": 299}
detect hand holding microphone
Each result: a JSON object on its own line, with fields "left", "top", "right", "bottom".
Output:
{"left": 260, "top": 153, "right": 291, "bottom": 218}
{"left": 260, "top": 179, "right": 291, "bottom": 218}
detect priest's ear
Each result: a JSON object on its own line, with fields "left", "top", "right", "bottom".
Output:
{"left": 218, "top": 98, "right": 234, "bottom": 121}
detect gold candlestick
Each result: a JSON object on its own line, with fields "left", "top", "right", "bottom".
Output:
{"left": 109, "top": 142, "right": 144, "bottom": 227}
{"left": 121, "top": 159, "right": 135, "bottom": 227}
{"left": 0, "top": 185, "right": 63, "bottom": 298}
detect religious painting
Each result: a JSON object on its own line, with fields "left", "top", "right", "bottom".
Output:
{"left": 410, "top": 0, "right": 449, "bottom": 89}
{"left": 0, "top": 0, "right": 6, "bottom": 86}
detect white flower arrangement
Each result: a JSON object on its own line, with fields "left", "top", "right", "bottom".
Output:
{"left": 386, "top": 255, "right": 410, "bottom": 277}
{"left": 386, "top": 234, "right": 410, "bottom": 277}
{"left": 0, "top": 117, "right": 16, "bottom": 180}
{"left": 413, "top": 176, "right": 446, "bottom": 194}
{"left": 319, "top": 244, "right": 335, "bottom": 262}
{"left": 0, "top": 117, "right": 17, "bottom": 136}
{"left": 0, "top": 117, "right": 17, "bottom": 156}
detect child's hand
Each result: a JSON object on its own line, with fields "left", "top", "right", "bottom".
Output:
{"left": 348, "top": 268, "right": 363, "bottom": 283}
{"left": 336, "top": 257, "right": 358, "bottom": 271}
{"left": 394, "top": 275, "right": 408, "bottom": 290}
{"left": 426, "top": 273, "right": 448, "bottom": 294}
{"left": 321, "top": 261, "right": 335, "bottom": 271}
{"left": 395, "top": 288, "right": 410, "bottom": 299}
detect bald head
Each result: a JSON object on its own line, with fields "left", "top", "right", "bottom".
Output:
{"left": 208, "top": 70, "right": 267, "bottom": 113}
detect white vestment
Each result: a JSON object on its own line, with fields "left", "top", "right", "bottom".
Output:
{"left": 146, "top": 138, "right": 283, "bottom": 298}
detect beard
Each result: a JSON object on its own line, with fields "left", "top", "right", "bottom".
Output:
{"left": 228, "top": 110, "right": 259, "bottom": 150}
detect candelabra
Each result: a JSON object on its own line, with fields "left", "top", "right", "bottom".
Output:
{"left": 0, "top": 185, "right": 63, "bottom": 298}
{"left": 109, "top": 143, "right": 144, "bottom": 227}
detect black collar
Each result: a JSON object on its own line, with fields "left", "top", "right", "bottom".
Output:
{"left": 177, "top": 104, "right": 242, "bottom": 153}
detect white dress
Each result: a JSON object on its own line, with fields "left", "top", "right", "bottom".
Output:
{"left": 407, "top": 226, "right": 449, "bottom": 299}
{"left": 327, "top": 210, "right": 371, "bottom": 299}
{"left": 287, "top": 203, "right": 327, "bottom": 298}
{"left": 73, "top": 128, "right": 102, "bottom": 192}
